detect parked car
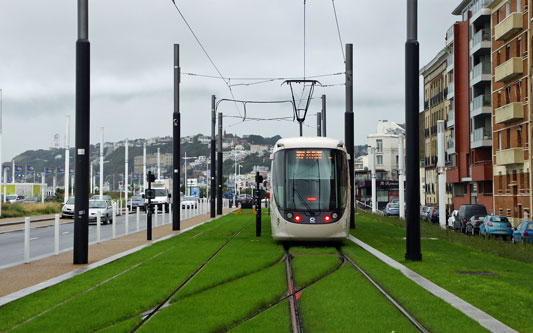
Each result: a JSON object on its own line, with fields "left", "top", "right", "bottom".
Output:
{"left": 465, "top": 215, "right": 486, "bottom": 235}
{"left": 44, "top": 196, "right": 60, "bottom": 202}
{"left": 182, "top": 196, "right": 198, "bottom": 209}
{"left": 88, "top": 200, "right": 113, "bottom": 224}
{"left": 91, "top": 194, "right": 113, "bottom": 202}
{"left": 511, "top": 221, "right": 533, "bottom": 244}
{"left": 455, "top": 204, "right": 487, "bottom": 233}
{"left": 128, "top": 195, "right": 146, "bottom": 211}
{"left": 479, "top": 215, "right": 513, "bottom": 240}
{"left": 6, "top": 194, "right": 25, "bottom": 204}
{"left": 237, "top": 194, "right": 254, "bottom": 209}
{"left": 61, "top": 197, "right": 75, "bottom": 218}
{"left": 447, "top": 210, "right": 458, "bottom": 229}
{"left": 384, "top": 202, "right": 400, "bottom": 216}
{"left": 23, "top": 196, "right": 40, "bottom": 203}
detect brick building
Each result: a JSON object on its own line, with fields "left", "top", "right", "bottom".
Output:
{"left": 488, "top": 0, "right": 530, "bottom": 224}
{"left": 445, "top": 0, "right": 494, "bottom": 212}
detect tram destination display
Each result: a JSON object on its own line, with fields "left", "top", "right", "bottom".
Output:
{"left": 295, "top": 150, "right": 323, "bottom": 160}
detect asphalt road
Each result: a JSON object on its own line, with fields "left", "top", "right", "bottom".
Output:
{"left": 0, "top": 207, "right": 204, "bottom": 268}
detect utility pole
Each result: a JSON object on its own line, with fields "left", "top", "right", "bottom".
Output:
{"left": 317, "top": 112, "right": 322, "bottom": 136}
{"left": 99, "top": 127, "right": 104, "bottom": 200}
{"left": 210, "top": 95, "right": 216, "bottom": 218}
{"left": 73, "top": 0, "right": 91, "bottom": 265}
{"left": 125, "top": 138, "right": 129, "bottom": 215}
{"left": 399, "top": 135, "right": 405, "bottom": 219}
{"left": 437, "top": 120, "right": 446, "bottom": 229}
{"left": 64, "top": 115, "right": 70, "bottom": 203}
{"left": 322, "top": 94, "right": 327, "bottom": 137}
{"left": 371, "top": 147, "right": 376, "bottom": 213}
{"left": 143, "top": 142, "right": 146, "bottom": 192}
{"left": 217, "top": 112, "right": 223, "bottom": 215}
{"left": 90, "top": 163, "right": 93, "bottom": 194}
{"left": 234, "top": 149, "right": 237, "bottom": 207}
{"left": 345, "top": 44, "right": 355, "bottom": 229}
{"left": 405, "top": 0, "right": 422, "bottom": 261}
{"left": 173, "top": 43, "right": 181, "bottom": 230}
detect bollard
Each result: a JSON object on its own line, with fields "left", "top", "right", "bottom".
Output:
{"left": 54, "top": 214, "right": 60, "bottom": 255}
{"left": 155, "top": 205, "right": 158, "bottom": 226}
{"left": 125, "top": 206, "right": 129, "bottom": 236}
{"left": 168, "top": 203, "right": 172, "bottom": 225}
{"left": 97, "top": 210, "right": 101, "bottom": 243}
{"left": 24, "top": 217, "right": 30, "bottom": 263}
{"left": 136, "top": 207, "right": 140, "bottom": 232}
{"left": 162, "top": 204, "right": 166, "bottom": 225}
{"left": 112, "top": 202, "right": 117, "bottom": 239}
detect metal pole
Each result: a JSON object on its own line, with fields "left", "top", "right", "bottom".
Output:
{"left": 322, "top": 94, "right": 327, "bottom": 137}
{"left": 437, "top": 120, "right": 446, "bottom": 229}
{"left": 405, "top": 0, "right": 422, "bottom": 261}
{"left": 371, "top": 147, "right": 377, "bottom": 213}
{"left": 184, "top": 152, "right": 188, "bottom": 196}
{"left": 73, "top": 0, "right": 90, "bottom": 264}
{"left": 173, "top": 44, "right": 181, "bottom": 230}
{"left": 256, "top": 172, "right": 261, "bottom": 237}
{"left": 99, "top": 127, "right": 104, "bottom": 200}
{"left": 399, "top": 135, "right": 405, "bottom": 219}
{"left": 0, "top": 89, "right": 2, "bottom": 217}
{"left": 147, "top": 172, "right": 152, "bottom": 240}
{"left": 234, "top": 149, "right": 237, "bottom": 207}
{"left": 317, "top": 112, "right": 322, "bottom": 137}
{"left": 345, "top": 43, "right": 355, "bottom": 229}
{"left": 157, "top": 148, "right": 161, "bottom": 180}
{"left": 24, "top": 217, "right": 30, "bottom": 263}
{"left": 217, "top": 112, "right": 223, "bottom": 215}
{"left": 125, "top": 138, "right": 129, "bottom": 235}
{"left": 12, "top": 160, "right": 14, "bottom": 184}
{"left": 41, "top": 172, "right": 45, "bottom": 203}
{"left": 54, "top": 214, "right": 60, "bottom": 255}
{"left": 90, "top": 163, "right": 93, "bottom": 194}
{"left": 65, "top": 115, "right": 70, "bottom": 203}
{"left": 210, "top": 95, "right": 216, "bottom": 218}
{"left": 143, "top": 143, "right": 146, "bottom": 192}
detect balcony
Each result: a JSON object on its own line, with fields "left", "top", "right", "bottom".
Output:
{"left": 446, "top": 25, "right": 454, "bottom": 46}
{"left": 495, "top": 102, "right": 524, "bottom": 124}
{"left": 447, "top": 138, "right": 455, "bottom": 155}
{"left": 472, "top": 162, "right": 493, "bottom": 182}
{"left": 495, "top": 57, "right": 523, "bottom": 83}
{"left": 447, "top": 53, "right": 454, "bottom": 72}
{"left": 447, "top": 83, "right": 454, "bottom": 99}
{"left": 471, "top": 94, "right": 491, "bottom": 117}
{"left": 494, "top": 13, "right": 523, "bottom": 41}
{"left": 496, "top": 148, "right": 524, "bottom": 165}
{"left": 471, "top": 29, "right": 491, "bottom": 55}
{"left": 447, "top": 167, "right": 460, "bottom": 183}
{"left": 472, "top": 62, "right": 491, "bottom": 86}
{"left": 471, "top": 127, "right": 492, "bottom": 148}
{"left": 447, "top": 109, "right": 455, "bottom": 128}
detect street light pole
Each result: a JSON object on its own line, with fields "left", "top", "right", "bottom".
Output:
{"left": 217, "top": 112, "right": 223, "bottom": 215}
{"left": 99, "top": 127, "right": 104, "bottom": 200}
{"left": 345, "top": 43, "right": 355, "bottom": 229}
{"left": 405, "top": 0, "right": 422, "bottom": 261}
{"left": 73, "top": 0, "right": 91, "bottom": 264}
{"left": 173, "top": 43, "right": 181, "bottom": 230}
{"left": 210, "top": 95, "right": 216, "bottom": 218}
{"left": 65, "top": 115, "right": 70, "bottom": 203}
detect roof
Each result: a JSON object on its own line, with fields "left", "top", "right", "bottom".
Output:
{"left": 272, "top": 137, "right": 346, "bottom": 154}
{"left": 452, "top": 0, "right": 471, "bottom": 15}
{"left": 420, "top": 48, "right": 448, "bottom": 77}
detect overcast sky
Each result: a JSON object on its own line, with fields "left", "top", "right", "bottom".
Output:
{"left": 0, "top": 0, "right": 459, "bottom": 161}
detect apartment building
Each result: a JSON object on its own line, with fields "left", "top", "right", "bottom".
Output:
{"left": 488, "top": 0, "right": 530, "bottom": 224}
{"left": 133, "top": 153, "right": 173, "bottom": 173}
{"left": 367, "top": 120, "right": 405, "bottom": 181}
{"left": 420, "top": 48, "right": 453, "bottom": 207}
{"left": 445, "top": 0, "right": 494, "bottom": 212}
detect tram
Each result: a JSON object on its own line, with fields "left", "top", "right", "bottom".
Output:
{"left": 270, "top": 137, "right": 350, "bottom": 241}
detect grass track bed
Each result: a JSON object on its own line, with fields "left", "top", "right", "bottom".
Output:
{"left": 1, "top": 214, "right": 250, "bottom": 332}
{"left": 298, "top": 265, "right": 416, "bottom": 332}
{"left": 291, "top": 255, "right": 341, "bottom": 289}
{"left": 353, "top": 212, "right": 533, "bottom": 331}
{"left": 229, "top": 299, "right": 291, "bottom": 333}
{"left": 172, "top": 214, "right": 283, "bottom": 301}
{"left": 138, "top": 263, "right": 287, "bottom": 332}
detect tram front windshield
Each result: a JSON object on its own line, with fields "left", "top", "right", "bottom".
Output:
{"left": 273, "top": 149, "right": 347, "bottom": 212}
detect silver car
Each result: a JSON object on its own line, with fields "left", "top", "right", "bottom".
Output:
{"left": 61, "top": 197, "right": 75, "bottom": 218}
{"left": 88, "top": 200, "right": 114, "bottom": 224}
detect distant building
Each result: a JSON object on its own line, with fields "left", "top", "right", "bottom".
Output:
{"left": 366, "top": 120, "right": 405, "bottom": 180}
{"left": 133, "top": 153, "right": 172, "bottom": 173}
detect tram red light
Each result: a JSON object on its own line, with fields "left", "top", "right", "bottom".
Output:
{"left": 324, "top": 215, "right": 331, "bottom": 222}
{"left": 307, "top": 197, "right": 317, "bottom": 201}
{"left": 295, "top": 215, "right": 301, "bottom": 222}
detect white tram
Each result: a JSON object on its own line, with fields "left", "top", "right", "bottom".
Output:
{"left": 270, "top": 137, "right": 350, "bottom": 241}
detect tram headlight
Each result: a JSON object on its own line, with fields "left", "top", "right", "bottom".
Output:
{"left": 286, "top": 212, "right": 293, "bottom": 219}
{"left": 332, "top": 213, "right": 338, "bottom": 219}
{"left": 324, "top": 215, "right": 331, "bottom": 223}
{"left": 294, "top": 215, "right": 302, "bottom": 222}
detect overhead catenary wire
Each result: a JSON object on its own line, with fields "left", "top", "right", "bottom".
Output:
{"left": 331, "top": 0, "right": 346, "bottom": 62}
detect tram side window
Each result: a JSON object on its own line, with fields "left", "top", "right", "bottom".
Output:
{"left": 273, "top": 151, "right": 285, "bottom": 208}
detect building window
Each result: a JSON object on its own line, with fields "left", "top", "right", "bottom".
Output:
{"left": 506, "top": 44, "right": 511, "bottom": 61}
{"left": 498, "top": 132, "right": 503, "bottom": 150}
{"left": 518, "top": 126, "right": 522, "bottom": 146}
{"left": 505, "top": 1, "right": 510, "bottom": 16}
{"left": 507, "top": 209, "right": 511, "bottom": 217}
{"left": 516, "top": 81, "right": 522, "bottom": 101}
{"left": 377, "top": 155, "right": 383, "bottom": 165}
{"left": 505, "top": 86, "right": 511, "bottom": 104}
{"left": 376, "top": 139, "right": 383, "bottom": 153}
{"left": 516, "top": 0, "right": 521, "bottom": 12}
{"left": 517, "top": 38, "right": 522, "bottom": 57}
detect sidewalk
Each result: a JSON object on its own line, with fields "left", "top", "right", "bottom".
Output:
{"left": 0, "top": 209, "right": 234, "bottom": 298}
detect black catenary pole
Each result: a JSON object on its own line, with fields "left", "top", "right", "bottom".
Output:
{"left": 405, "top": 0, "right": 422, "bottom": 261}
{"left": 345, "top": 44, "right": 355, "bottom": 230}
{"left": 217, "top": 112, "right": 223, "bottom": 215}
{"left": 210, "top": 95, "right": 216, "bottom": 218}
{"left": 256, "top": 171, "right": 261, "bottom": 237}
{"left": 322, "top": 94, "right": 327, "bottom": 137}
{"left": 317, "top": 112, "right": 322, "bottom": 136}
{"left": 172, "top": 44, "right": 181, "bottom": 230}
{"left": 73, "top": 0, "right": 90, "bottom": 264}
{"left": 147, "top": 171, "right": 153, "bottom": 240}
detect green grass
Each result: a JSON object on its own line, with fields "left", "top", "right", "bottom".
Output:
{"left": 229, "top": 299, "right": 291, "bottom": 333}
{"left": 353, "top": 212, "right": 533, "bottom": 332}
{"left": 341, "top": 242, "right": 486, "bottom": 332}
{"left": 291, "top": 255, "right": 341, "bottom": 289}
{"left": 138, "top": 263, "right": 287, "bottom": 332}
{"left": 172, "top": 214, "right": 283, "bottom": 301}
{"left": 0, "top": 202, "right": 62, "bottom": 218}
{"left": 298, "top": 265, "right": 417, "bottom": 332}
{"left": 1, "top": 214, "right": 250, "bottom": 332}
